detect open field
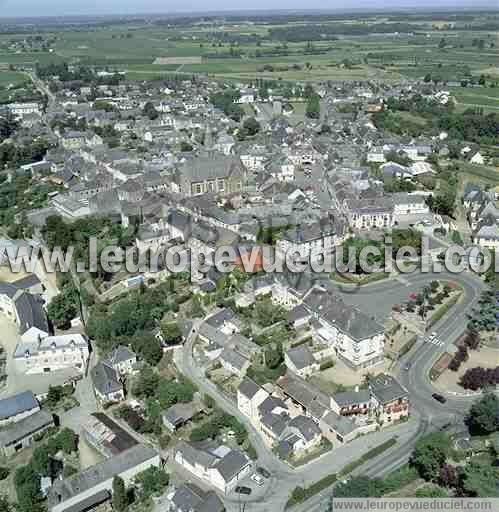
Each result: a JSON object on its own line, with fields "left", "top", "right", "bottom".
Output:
{"left": 0, "top": 12, "right": 497, "bottom": 82}
{"left": 448, "top": 86, "right": 499, "bottom": 112}
{"left": 0, "top": 70, "right": 28, "bottom": 84}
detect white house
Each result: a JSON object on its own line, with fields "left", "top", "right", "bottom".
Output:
{"left": 284, "top": 345, "right": 320, "bottom": 378}
{"left": 13, "top": 334, "right": 89, "bottom": 375}
{"left": 237, "top": 377, "right": 269, "bottom": 426}
{"left": 174, "top": 442, "right": 252, "bottom": 494}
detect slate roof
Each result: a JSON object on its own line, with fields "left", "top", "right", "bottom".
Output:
{"left": 304, "top": 287, "right": 384, "bottom": 341}
{"left": 260, "top": 412, "right": 289, "bottom": 438}
{"left": 0, "top": 282, "right": 48, "bottom": 335}
{"left": 321, "top": 410, "right": 358, "bottom": 436}
{"left": 48, "top": 444, "right": 157, "bottom": 508}
{"left": 369, "top": 374, "right": 408, "bottom": 405}
{"left": 220, "top": 348, "right": 248, "bottom": 372}
{"left": 332, "top": 389, "right": 371, "bottom": 407}
{"left": 179, "top": 153, "right": 244, "bottom": 181}
{"left": 171, "top": 484, "right": 224, "bottom": 512}
{"left": 104, "top": 345, "right": 136, "bottom": 366}
{"left": 285, "top": 415, "right": 321, "bottom": 442}
{"left": 14, "top": 334, "right": 88, "bottom": 359}
{"left": 238, "top": 377, "right": 263, "bottom": 400}
{"left": 163, "top": 401, "right": 204, "bottom": 429}
{"left": 215, "top": 449, "right": 251, "bottom": 481}
{"left": 90, "top": 362, "right": 122, "bottom": 396}
{"left": 279, "top": 221, "right": 337, "bottom": 244}
{"left": 0, "top": 390, "right": 38, "bottom": 421}
{"left": 0, "top": 410, "right": 53, "bottom": 447}
{"left": 286, "top": 345, "right": 317, "bottom": 371}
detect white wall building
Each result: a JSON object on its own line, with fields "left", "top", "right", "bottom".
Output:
{"left": 13, "top": 334, "right": 89, "bottom": 375}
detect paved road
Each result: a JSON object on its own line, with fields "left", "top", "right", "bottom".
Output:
{"left": 176, "top": 268, "right": 487, "bottom": 512}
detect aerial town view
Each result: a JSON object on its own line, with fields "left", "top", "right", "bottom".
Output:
{"left": 0, "top": 1, "right": 497, "bottom": 512}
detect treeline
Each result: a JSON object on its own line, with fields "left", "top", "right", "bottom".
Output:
{"left": 36, "top": 62, "right": 123, "bottom": 85}
{"left": 268, "top": 23, "right": 422, "bottom": 42}
{"left": 0, "top": 138, "right": 50, "bottom": 168}
{"left": 210, "top": 89, "right": 243, "bottom": 121}
{"left": 374, "top": 96, "right": 499, "bottom": 145}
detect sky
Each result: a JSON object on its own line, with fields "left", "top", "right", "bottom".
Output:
{"left": 1, "top": 0, "right": 497, "bottom": 18}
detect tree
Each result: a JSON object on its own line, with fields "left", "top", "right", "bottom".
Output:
{"left": 190, "top": 295, "right": 205, "bottom": 318}
{"left": 47, "top": 287, "right": 78, "bottom": 329}
{"left": 135, "top": 466, "right": 169, "bottom": 499}
{"left": 133, "top": 367, "right": 160, "bottom": 398}
{"left": 112, "top": 476, "right": 128, "bottom": 512}
{"left": 180, "top": 141, "right": 193, "bottom": 152}
{"left": 46, "top": 385, "right": 63, "bottom": 407}
{"left": 31, "top": 445, "right": 51, "bottom": 475}
{"left": 438, "top": 464, "right": 459, "bottom": 488}
{"left": 0, "top": 468, "right": 8, "bottom": 481}
{"left": 467, "top": 393, "right": 499, "bottom": 434}
{"left": 461, "top": 460, "right": 499, "bottom": 497}
{"left": 57, "top": 428, "right": 79, "bottom": 454}
{"left": 0, "top": 495, "right": 12, "bottom": 512}
{"left": 410, "top": 432, "right": 451, "bottom": 481}
{"left": 140, "top": 338, "right": 163, "bottom": 366}
{"left": 160, "top": 321, "right": 182, "bottom": 345}
{"left": 143, "top": 101, "right": 159, "bottom": 120}
{"left": 242, "top": 117, "right": 260, "bottom": 137}
{"left": 306, "top": 93, "right": 320, "bottom": 119}
{"left": 14, "top": 464, "right": 42, "bottom": 512}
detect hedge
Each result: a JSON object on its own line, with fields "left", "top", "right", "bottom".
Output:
{"left": 285, "top": 437, "right": 398, "bottom": 508}
{"left": 286, "top": 473, "right": 338, "bottom": 508}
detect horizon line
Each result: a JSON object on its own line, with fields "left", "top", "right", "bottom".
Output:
{"left": 1, "top": 5, "right": 498, "bottom": 21}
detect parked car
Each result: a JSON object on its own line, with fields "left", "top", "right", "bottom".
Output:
{"left": 256, "top": 467, "right": 271, "bottom": 479}
{"left": 235, "top": 486, "right": 252, "bottom": 495}
{"left": 404, "top": 362, "right": 411, "bottom": 371}
{"left": 432, "top": 393, "right": 447, "bottom": 404}
{"left": 251, "top": 473, "right": 264, "bottom": 486}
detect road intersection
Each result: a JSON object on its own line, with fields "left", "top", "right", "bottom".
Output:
{"left": 176, "top": 268, "right": 487, "bottom": 512}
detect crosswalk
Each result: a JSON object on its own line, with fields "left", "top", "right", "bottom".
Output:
{"left": 423, "top": 336, "right": 444, "bottom": 347}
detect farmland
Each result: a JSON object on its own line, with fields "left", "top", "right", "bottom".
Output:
{"left": 0, "top": 11, "right": 498, "bottom": 87}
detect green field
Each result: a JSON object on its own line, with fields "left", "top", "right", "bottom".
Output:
{"left": 0, "top": 70, "right": 28, "bottom": 84}
{"left": 0, "top": 14, "right": 497, "bottom": 82}
{"left": 448, "top": 86, "right": 499, "bottom": 112}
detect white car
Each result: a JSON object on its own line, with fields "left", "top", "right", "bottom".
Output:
{"left": 251, "top": 473, "right": 264, "bottom": 486}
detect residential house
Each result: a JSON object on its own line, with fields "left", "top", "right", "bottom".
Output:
{"left": 277, "top": 415, "right": 322, "bottom": 459}
{"left": 369, "top": 374, "right": 410, "bottom": 425}
{"left": 13, "top": 334, "right": 89, "bottom": 375}
{"left": 303, "top": 286, "right": 385, "bottom": 370}
{"left": 284, "top": 345, "right": 319, "bottom": 378}
{"left": 174, "top": 441, "right": 253, "bottom": 494}
{"left": 275, "top": 220, "right": 343, "bottom": 263}
{"left": 90, "top": 362, "right": 124, "bottom": 403}
{"left": 103, "top": 345, "right": 137, "bottom": 375}
{"left": 345, "top": 197, "right": 394, "bottom": 231}
{"left": 237, "top": 377, "right": 269, "bottom": 426}
{"left": 219, "top": 348, "right": 250, "bottom": 377}
{"left": 168, "top": 484, "right": 225, "bottom": 512}
{"left": 474, "top": 224, "right": 499, "bottom": 250}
